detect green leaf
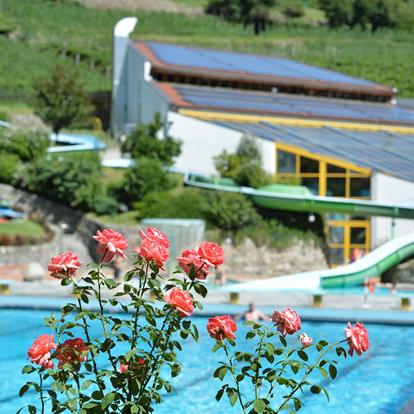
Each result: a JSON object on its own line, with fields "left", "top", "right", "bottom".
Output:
{"left": 101, "top": 392, "right": 116, "bottom": 410}
{"left": 329, "top": 364, "right": 337, "bottom": 379}
{"left": 318, "top": 367, "right": 328, "bottom": 379}
{"left": 253, "top": 399, "right": 266, "bottom": 413}
{"left": 230, "top": 392, "right": 238, "bottom": 406}
{"left": 22, "top": 365, "right": 35, "bottom": 374}
{"left": 297, "top": 350, "right": 308, "bottom": 361}
{"left": 214, "top": 366, "right": 228, "bottom": 381}
{"left": 19, "top": 384, "right": 29, "bottom": 397}
{"left": 279, "top": 335, "right": 287, "bottom": 347}
{"left": 310, "top": 385, "right": 321, "bottom": 394}
{"left": 215, "top": 388, "right": 224, "bottom": 401}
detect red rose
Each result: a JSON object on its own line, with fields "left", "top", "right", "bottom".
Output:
{"left": 207, "top": 315, "right": 237, "bottom": 341}
{"left": 28, "top": 334, "right": 57, "bottom": 369}
{"left": 197, "top": 242, "right": 224, "bottom": 266}
{"left": 272, "top": 308, "right": 301, "bottom": 336}
{"left": 55, "top": 338, "right": 89, "bottom": 370}
{"left": 134, "top": 238, "right": 169, "bottom": 269}
{"left": 177, "top": 249, "right": 210, "bottom": 280}
{"left": 139, "top": 227, "right": 169, "bottom": 248}
{"left": 164, "top": 287, "right": 194, "bottom": 317}
{"left": 119, "top": 358, "right": 145, "bottom": 373}
{"left": 48, "top": 251, "right": 80, "bottom": 279}
{"left": 93, "top": 229, "right": 128, "bottom": 263}
{"left": 345, "top": 322, "right": 369, "bottom": 356}
{"left": 299, "top": 333, "right": 313, "bottom": 347}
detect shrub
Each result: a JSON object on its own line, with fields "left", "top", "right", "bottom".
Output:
{"left": 0, "top": 153, "right": 20, "bottom": 184}
{"left": 283, "top": 2, "right": 305, "bottom": 18}
{"left": 122, "top": 158, "right": 174, "bottom": 203}
{"left": 20, "top": 152, "right": 105, "bottom": 211}
{"left": 33, "top": 64, "right": 92, "bottom": 135}
{"left": 121, "top": 114, "right": 181, "bottom": 166}
{"left": 0, "top": 128, "right": 49, "bottom": 162}
{"left": 204, "top": 192, "right": 260, "bottom": 231}
{"left": 214, "top": 135, "right": 272, "bottom": 188}
{"left": 134, "top": 189, "right": 206, "bottom": 220}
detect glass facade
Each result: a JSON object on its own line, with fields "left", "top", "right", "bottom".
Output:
{"left": 276, "top": 146, "right": 371, "bottom": 266}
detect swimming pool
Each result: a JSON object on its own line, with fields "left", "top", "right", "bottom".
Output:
{"left": 1, "top": 309, "right": 413, "bottom": 414}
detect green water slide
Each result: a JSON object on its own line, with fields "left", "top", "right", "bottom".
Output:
{"left": 184, "top": 173, "right": 414, "bottom": 288}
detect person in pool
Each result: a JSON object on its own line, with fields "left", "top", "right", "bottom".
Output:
{"left": 236, "top": 303, "right": 270, "bottom": 322}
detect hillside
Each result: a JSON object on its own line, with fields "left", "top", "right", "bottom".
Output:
{"left": 0, "top": 0, "right": 413, "bottom": 101}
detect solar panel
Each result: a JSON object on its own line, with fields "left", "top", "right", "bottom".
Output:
{"left": 171, "top": 85, "right": 414, "bottom": 125}
{"left": 213, "top": 121, "right": 414, "bottom": 182}
{"left": 146, "top": 42, "right": 376, "bottom": 87}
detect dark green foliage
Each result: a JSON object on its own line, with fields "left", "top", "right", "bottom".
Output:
{"left": 33, "top": 65, "right": 92, "bottom": 134}
{"left": 206, "top": 0, "right": 276, "bottom": 34}
{"left": 0, "top": 128, "right": 49, "bottom": 162}
{"left": 282, "top": 2, "right": 305, "bottom": 18}
{"left": 318, "top": 0, "right": 353, "bottom": 28}
{"left": 214, "top": 135, "right": 272, "bottom": 188}
{"left": 121, "top": 114, "right": 181, "bottom": 166}
{"left": 20, "top": 152, "right": 106, "bottom": 211}
{"left": 0, "top": 153, "right": 20, "bottom": 184}
{"left": 204, "top": 192, "right": 260, "bottom": 231}
{"left": 122, "top": 158, "right": 174, "bottom": 203}
{"left": 134, "top": 189, "right": 206, "bottom": 220}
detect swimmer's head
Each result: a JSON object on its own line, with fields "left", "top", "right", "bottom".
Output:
{"left": 248, "top": 303, "right": 255, "bottom": 312}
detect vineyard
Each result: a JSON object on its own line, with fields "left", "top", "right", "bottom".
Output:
{"left": 0, "top": 0, "right": 414, "bottom": 100}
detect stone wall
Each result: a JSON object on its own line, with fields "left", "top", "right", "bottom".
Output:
{"left": 222, "top": 238, "right": 328, "bottom": 279}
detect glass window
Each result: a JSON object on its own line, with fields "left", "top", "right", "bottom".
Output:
{"left": 350, "top": 177, "right": 370, "bottom": 197}
{"left": 277, "top": 150, "right": 296, "bottom": 173}
{"left": 327, "top": 164, "right": 345, "bottom": 174}
{"left": 328, "top": 226, "right": 344, "bottom": 244}
{"left": 300, "top": 156, "right": 319, "bottom": 173}
{"left": 301, "top": 178, "right": 319, "bottom": 195}
{"left": 351, "top": 227, "right": 366, "bottom": 244}
{"left": 327, "top": 213, "right": 346, "bottom": 221}
{"left": 327, "top": 178, "right": 346, "bottom": 197}
{"left": 329, "top": 247, "right": 344, "bottom": 265}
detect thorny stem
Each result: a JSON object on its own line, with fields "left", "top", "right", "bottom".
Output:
{"left": 223, "top": 343, "right": 247, "bottom": 414}
{"left": 39, "top": 371, "right": 45, "bottom": 414}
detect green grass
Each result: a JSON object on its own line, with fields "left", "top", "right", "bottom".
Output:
{"left": 0, "top": 220, "right": 45, "bottom": 237}
{"left": 0, "top": 0, "right": 414, "bottom": 100}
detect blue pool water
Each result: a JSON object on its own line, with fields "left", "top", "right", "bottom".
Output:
{"left": 2, "top": 309, "right": 414, "bottom": 414}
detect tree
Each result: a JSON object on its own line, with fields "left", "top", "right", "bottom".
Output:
{"left": 318, "top": 0, "right": 353, "bottom": 28}
{"left": 205, "top": 0, "right": 276, "bottom": 35}
{"left": 214, "top": 135, "right": 272, "bottom": 188}
{"left": 33, "top": 65, "right": 91, "bottom": 135}
{"left": 121, "top": 114, "right": 181, "bottom": 166}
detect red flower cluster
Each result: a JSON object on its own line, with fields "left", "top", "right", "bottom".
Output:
{"left": 135, "top": 227, "right": 170, "bottom": 269}
{"left": 48, "top": 251, "right": 80, "bottom": 279}
{"left": 55, "top": 338, "right": 89, "bottom": 370}
{"left": 28, "top": 334, "right": 57, "bottom": 369}
{"left": 94, "top": 229, "right": 128, "bottom": 263}
{"left": 207, "top": 316, "right": 237, "bottom": 341}
{"left": 177, "top": 249, "right": 211, "bottom": 280}
{"left": 164, "top": 287, "right": 194, "bottom": 317}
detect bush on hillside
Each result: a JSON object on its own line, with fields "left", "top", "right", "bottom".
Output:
{"left": 33, "top": 64, "right": 92, "bottom": 135}
{"left": 203, "top": 192, "right": 260, "bottom": 231}
{"left": 134, "top": 189, "right": 207, "bottom": 220}
{"left": 282, "top": 2, "right": 305, "bottom": 18}
{"left": 0, "top": 153, "right": 20, "bottom": 184}
{"left": 122, "top": 158, "right": 174, "bottom": 204}
{"left": 121, "top": 114, "right": 181, "bottom": 166}
{"left": 214, "top": 134, "right": 272, "bottom": 188}
{"left": 19, "top": 152, "right": 107, "bottom": 211}
{"left": 0, "top": 128, "right": 49, "bottom": 162}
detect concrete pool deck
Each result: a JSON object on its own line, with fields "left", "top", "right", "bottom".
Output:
{"left": 1, "top": 280, "right": 414, "bottom": 325}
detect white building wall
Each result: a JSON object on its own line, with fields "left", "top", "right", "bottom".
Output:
{"left": 168, "top": 112, "right": 276, "bottom": 176}
{"left": 371, "top": 172, "right": 414, "bottom": 248}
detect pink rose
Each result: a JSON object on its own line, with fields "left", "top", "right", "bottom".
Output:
{"left": 55, "top": 338, "right": 89, "bottom": 370}
{"left": 28, "top": 334, "right": 57, "bottom": 369}
{"left": 177, "top": 249, "right": 210, "bottom": 280}
{"left": 93, "top": 229, "right": 128, "bottom": 263}
{"left": 164, "top": 287, "right": 194, "bottom": 317}
{"left": 345, "top": 322, "right": 369, "bottom": 356}
{"left": 48, "top": 251, "right": 80, "bottom": 279}
{"left": 207, "top": 315, "right": 237, "bottom": 341}
{"left": 272, "top": 308, "right": 301, "bottom": 336}
{"left": 134, "top": 238, "right": 169, "bottom": 269}
{"left": 139, "top": 227, "right": 169, "bottom": 248}
{"left": 299, "top": 333, "right": 312, "bottom": 347}
{"left": 197, "top": 242, "right": 224, "bottom": 266}
{"left": 119, "top": 358, "right": 145, "bottom": 373}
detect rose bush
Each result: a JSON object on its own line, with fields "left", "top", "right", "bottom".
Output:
{"left": 19, "top": 227, "right": 221, "bottom": 414}
{"left": 210, "top": 309, "right": 369, "bottom": 413}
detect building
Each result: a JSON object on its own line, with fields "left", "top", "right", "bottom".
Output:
{"left": 112, "top": 18, "right": 414, "bottom": 266}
